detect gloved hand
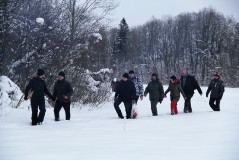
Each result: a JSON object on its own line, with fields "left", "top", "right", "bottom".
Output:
{"left": 206, "top": 93, "right": 208, "bottom": 98}
{"left": 24, "top": 96, "right": 27, "bottom": 100}
{"left": 159, "top": 101, "right": 162, "bottom": 104}
{"left": 164, "top": 94, "right": 167, "bottom": 98}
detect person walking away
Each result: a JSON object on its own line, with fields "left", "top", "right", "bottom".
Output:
{"left": 180, "top": 69, "right": 202, "bottom": 113}
{"left": 206, "top": 73, "right": 224, "bottom": 111}
{"left": 164, "top": 75, "right": 186, "bottom": 115}
{"left": 53, "top": 71, "right": 73, "bottom": 121}
{"left": 144, "top": 73, "right": 164, "bottom": 116}
{"left": 129, "top": 70, "right": 144, "bottom": 104}
{"left": 24, "top": 69, "right": 54, "bottom": 125}
{"left": 114, "top": 73, "right": 136, "bottom": 119}
{"left": 111, "top": 78, "right": 119, "bottom": 92}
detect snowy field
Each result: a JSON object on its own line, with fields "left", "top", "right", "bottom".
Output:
{"left": 0, "top": 86, "right": 239, "bottom": 160}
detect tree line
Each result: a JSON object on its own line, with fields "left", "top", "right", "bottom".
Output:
{"left": 112, "top": 8, "right": 239, "bottom": 87}
{"left": 0, "top": 1, "right": 239, "bottom": 106}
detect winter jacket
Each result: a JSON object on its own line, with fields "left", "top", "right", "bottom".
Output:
{"left": 53, "top": 79, "right": 73, "bottom": 102}
{"left": 25, "top": 76, "right": 53, "bottom": 100}
{"left": 144, "top": 79, "right": 164, "bottom": 102}
{"left": 115, "top": 79, "right": 136, "bottom": 102}
{"left": 165, "top": 79, "right": 186, "bottom": 101}
{"left": 130, "top": 76, "right": 144, "bottom": 96}
{"left": 206, "top": 79, "right": 224, "bottom": 99}
{"left": 180, "top": 75, "right": 202, "bottom": 95}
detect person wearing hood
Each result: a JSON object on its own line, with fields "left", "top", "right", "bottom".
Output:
{"left": 24, "top": 69, "right": 54, "bottom": 125}
{"left": 206, "top": 73, "right": 224, "bottom": 111}
{"left": 164, "top": 75, "right": 186, "bottom": 115}
{"left": 144, "top": 73, "right": 164, "bottom": 116}
{"left": 114, "top": 73, "right": 136, "bottom": 119}
{"left": 53, "top": 71, "right": 73, "bottom": 121}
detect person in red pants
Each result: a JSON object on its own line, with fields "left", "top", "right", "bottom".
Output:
{"left": 164, "top": 75, "right": 187, "bottom": 115}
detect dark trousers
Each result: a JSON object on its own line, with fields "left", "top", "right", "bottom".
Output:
{"left": 150, "top": 100, "right": 158, "bottom": 116}
{"left": 209, "top": 98, "right": 221, "bottom": 111}
{"left": 54, "top": 100, "right": 71, "bottom": 120}
{"left": 114, "top": 98, "right": 132, "bottom": 118}
{"left": 184, "top": 94, "right": 193, "bottom": 113}
{"left": 31, "top": 98, "right": 46, "bottom": 125}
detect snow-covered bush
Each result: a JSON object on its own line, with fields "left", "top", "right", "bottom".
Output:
{"left": 63, "top": 68, "right": 112, "bottom": 108}
{"left": 0, "top": 76, "right": 28, "bottom": 116}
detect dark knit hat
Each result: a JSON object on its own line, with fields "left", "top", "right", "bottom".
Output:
{"left": 151, "top": 73, "right": 157, "bottom": 77}
{"left": 122, "top": 73, "right": 129, "bottom": 78}
{"left": 37, "top": 69, "right": 45, "bottom": 76}
{"left": 129, "top": 70, "right": 134, "bottom": 74}
{"left": 170, "top": 75, "right": 176, "bottom": 80}
{"left": 58, "top": 71, "right": 65, "bottom": 78}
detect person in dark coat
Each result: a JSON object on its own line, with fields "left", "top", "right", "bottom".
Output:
{"left": 165, "top": 75, "right": 186, "bottom": 115}
{"left": 114, "top": 73, "right": 136, "bottom": 119}
{"left": 144, "top": 73, "right": 164, "bottom": 116}
{"left": 206, "top": 73, "right": 224, "bottom": 111}
{"left": 53, "top": 71, "right": 73, "bottom": 121}
{"left": 180, "top": 69, "right": 202, "bottom": 113}
{"left": 24, "top": 69, "right": 54, "bottom": 125}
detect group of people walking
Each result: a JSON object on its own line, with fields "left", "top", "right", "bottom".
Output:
{"left": 24, "top": 69, "right": 73, "bottom": 125}
{"left": 112, "top": 69, "right": 225, "bottom": 119}
{"left": 25, "top": 68, "right": 224, "bottom": 125}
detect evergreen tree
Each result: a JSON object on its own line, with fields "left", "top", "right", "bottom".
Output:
{"left": 113, "top": 18, "right": 129, "bottom": 61}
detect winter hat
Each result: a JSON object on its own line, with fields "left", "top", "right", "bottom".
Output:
{"left": 170, "top": 75, "right": 176, "bottom": 81}
{"left": 37, "top": 69, "right": 45, "bottom": 76}
{"left": 151, "top": 73, "right": 158, "bottom": 77}
{"left": 122, "top": 73, "right": 129, "bottom": 79}
{"left": 58, "top": 71, "right": 65, "bottom": 78}
{"left": 129, "top": 70, "right": 134, "bottom": 74}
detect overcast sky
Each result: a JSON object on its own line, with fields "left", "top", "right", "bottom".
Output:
{"left": 111, "top": 0, "right": 239, "bottom": 27}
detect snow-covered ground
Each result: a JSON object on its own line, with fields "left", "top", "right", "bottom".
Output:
{"left": 0, "top": 86, "right": 239, "bottom": 160}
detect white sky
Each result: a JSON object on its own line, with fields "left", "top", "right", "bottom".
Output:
{"left": 111, "top": 0, "right": 239, "bottom": 27}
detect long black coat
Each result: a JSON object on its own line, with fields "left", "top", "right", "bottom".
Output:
{"left": 115, "top": 79, "right": 136, "bottom": 102}
{"left": 53, "top": 79, "right": 73, "bottom": 102}
{"left": 206, "top": 79, "right": 224, "bottom": 99}
{"left": 25, "top": 76, "right": 53, "bottom": 101}
{"left": 180, "top": 75, "right": 202, "bottom": 95}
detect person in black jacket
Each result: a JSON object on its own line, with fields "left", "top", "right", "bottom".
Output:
{"left": 180, "top": 69, "right": 202, "bottom": 113}
{"left": 206, "top": 73, "right": 224, "bottom": 111}
{"left": 114, "top": 73, "right": 136, "bottom": 119}
{"left": 24, "top": 69, "right": 54, "bottom": 125}
{"left": 53, "top": 71, "right": 73, "bottom": 121}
